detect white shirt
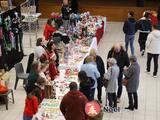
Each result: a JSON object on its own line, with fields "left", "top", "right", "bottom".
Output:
{"left": 34, "top": 46, "right": 46, "bottom": 59}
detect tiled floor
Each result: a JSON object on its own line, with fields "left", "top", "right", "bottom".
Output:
{"left": 0, "top": 20, "right": 160, "bottom": 120}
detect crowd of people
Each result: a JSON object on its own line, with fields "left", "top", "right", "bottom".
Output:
{"left": 22, "top": 3, "right": 160, "bottom": 120}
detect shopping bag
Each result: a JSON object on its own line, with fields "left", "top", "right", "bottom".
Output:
{"left": 102, "top": 78, "right": 109, "bottom": 88}
{"left": 122, "top": 78, "right": 128, "bottom": 86}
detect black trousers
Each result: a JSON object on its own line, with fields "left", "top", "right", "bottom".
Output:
{"left": 90, "top": 88, "right": 95, "bottom": 101}
{"left": 108, "top": 93, "right": 117, "bottom": 108}
{"left": 147, "top": 53, "right": 159, "bottom": 76}
{"left": 117, "top": 71, "right": 123, "bottom": 98}
{"left": 138, "top": 32, "right": 148, "bottom": 51}
{"left": 127, "top": 92, "right": 138, "bottom": 109}
{"left": 97, "top": 77, "right": 102, "bottom": 100}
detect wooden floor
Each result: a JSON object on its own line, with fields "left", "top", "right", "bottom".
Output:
{"left": 14, "top": 0, "right": 160, "bottom": 21}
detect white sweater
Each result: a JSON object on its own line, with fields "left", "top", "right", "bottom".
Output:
{"left": 146, "top": 30, "right": 160, "bottom": 54}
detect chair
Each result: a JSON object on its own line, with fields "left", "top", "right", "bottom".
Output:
{"left": 0, "top": 89, "right": 14, "bottom": 110}
{"left": 14, "top": 63, "right": 29, "bottom": 90}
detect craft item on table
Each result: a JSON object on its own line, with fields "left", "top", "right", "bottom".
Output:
{"left": 9, "top": 31, "right": 15, "bottom": 49}
{"left": 65, "top": 68, "right": 79, "bottom": 76}
{"left": 44, "top": 82, "right": 56, "bottom": 99}
{"left": 34, "top": 99, "right": 64, "bottom": 120}
{"left": 4, "top": 16, "right": 12, "bottom": 31}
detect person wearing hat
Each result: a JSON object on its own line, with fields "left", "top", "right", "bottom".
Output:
{"left": 60, "top": 82, "right": 88, "bottom": 120}
{"left": 123, "top": 55, "right": 140, "bottom": 111}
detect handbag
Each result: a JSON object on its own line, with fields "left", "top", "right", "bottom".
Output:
{"left": 102, "top": 68, "right": 112, "bottom": 88}
{"left": 122, "top": 78, "right": 128, "bottom": 86}
{"left": 102, "top": 78, "right": 109, "bottom": 88}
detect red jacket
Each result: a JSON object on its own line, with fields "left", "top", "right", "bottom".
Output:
{"left": 43, "top": 24, "right": 56, "bottom": 40}
{"left": 60, "top": 91, "right": 88, "bottom": 120}
{"left": 24, "top": 96, "right": 38, "bottom": 117}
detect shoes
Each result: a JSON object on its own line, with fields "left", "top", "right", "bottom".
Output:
{"left": 117, "top": 98, "right": 120, "bottom": 103}
{"left": 145, "top": 70, "right": 150, "bottom": 73}
{"left": 141, "top": 50, "right": 145, "bottom": 56}
{"left": 153, "top": 75, "right": 157, "bottom": 78}
{"left": 134, "top": 106, "right": 138, "bottom": 110}
{"left": 98, "top": 99, "right": 102, "bottom": 103}
{"left": 125, "top": 107, "right": 134, "bottom": 111}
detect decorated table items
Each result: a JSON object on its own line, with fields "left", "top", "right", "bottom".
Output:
{"left": 33, "top": 99, "right": 64, "bottom": 120}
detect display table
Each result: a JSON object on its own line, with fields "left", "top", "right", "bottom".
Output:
{"left": 34, "top": 13, "right": 107, "bottom": 120}
{"left": 34, "top": 37, "right": 98, "bottom": 120}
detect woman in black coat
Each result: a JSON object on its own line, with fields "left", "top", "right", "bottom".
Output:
{"left": 89, "top": 49, "right": 105, "bottom": 103}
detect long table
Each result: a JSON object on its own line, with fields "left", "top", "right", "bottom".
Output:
{"left": 34, "top": 16, "right": 106, "bottom": 120}
{"left": 34, "top": 37, "right": 98, "bottom": 120}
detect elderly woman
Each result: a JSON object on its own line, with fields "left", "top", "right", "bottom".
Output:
{"left": 104, "top": 58, "right": 119, "bottom": 111}
{"left": 123, "top": 55, "right": 140, "bottom": 111}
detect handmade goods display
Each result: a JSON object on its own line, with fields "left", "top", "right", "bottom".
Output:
{"left": 33, "top": 99, "right": 64, "bottom": 120}
{"left": 34, "top": 12, "right": 106, "bottom": 120}
{"left": 0, "top": 6, "right": 24, "bottom": 70}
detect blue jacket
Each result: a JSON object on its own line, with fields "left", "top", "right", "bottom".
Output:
{"left": 123, "top": 18, "right": 137, "bottom": 35}
{"left": 81, "top": 63, "right": 100, "bottom": 89}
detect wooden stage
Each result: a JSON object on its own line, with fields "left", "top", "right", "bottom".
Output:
{"left": 15, "top": 0, "right": 160, "bottom": 21}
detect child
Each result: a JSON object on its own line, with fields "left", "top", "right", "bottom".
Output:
{"left": 23, "top": 86, "right": 38, "bottom": 120}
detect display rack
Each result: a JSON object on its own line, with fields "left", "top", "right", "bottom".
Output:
{"left": 20, "top": 1, "right": 41, "bottom": 47}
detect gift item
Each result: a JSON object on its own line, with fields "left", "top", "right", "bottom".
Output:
{"left": 44, "top": 83, "right": 56, "bottom": 99}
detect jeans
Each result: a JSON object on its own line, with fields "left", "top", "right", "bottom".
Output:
{"left": 108, "top": 93, "right": 117, "bottom": 108}
{"left": 97, "top": 77, "right": 102, "bottom": 101}
{"left": 127, "top": 92, "right": 138, "bottom": 109}
{"left": 23, "top": 115, "right": 32, "bottom": 120}
{"left": 147, "top": 53, "right": 159, "bottom": 76}
{"left": 125, "top": 35, "right": 135, "bottom": 55}
{"left": 117, "top": 71, "right": 123, "bottom": 98}
{"left": 90, "top": 88, "right": 95, "bottom": 101}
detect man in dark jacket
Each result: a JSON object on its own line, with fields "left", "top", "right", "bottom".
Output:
{"left": 107, "top": 43, "right": 130, "bottom": 103}
{"left": 123, "top": 55, "right": 140, "bottom": 111}
{"left": 123, "top": 11, "right": 137, "bottom": 55}
{"left": 60, "top": 82, "right": 88, "bottom": 120}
